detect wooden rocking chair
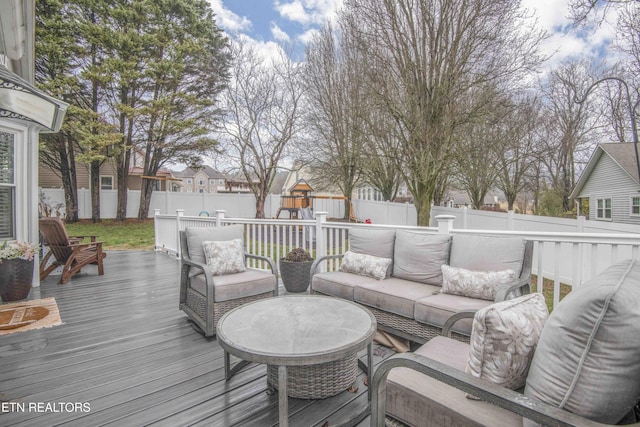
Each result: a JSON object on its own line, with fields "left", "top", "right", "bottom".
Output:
{"left": 39, "top": 217, "right": 107, "bottom": 284}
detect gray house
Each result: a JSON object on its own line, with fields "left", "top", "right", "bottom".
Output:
{"left": 570, "top": 143, "right": 640, "bottom": 225}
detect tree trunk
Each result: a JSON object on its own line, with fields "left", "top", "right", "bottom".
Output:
{"left": 58, "top": 134, "right": 79, "bottom": 222}
{"left": 414, "top": 181, "right": 435, "bottom": 227}
{"left": 90, "top": 160, "right": 101, "bottom": 223}
{"left": 138, "top": 178, "right": 153, "bottom": 220}
{"left": 255, "top": 192, "right": 266, "bottom": 219}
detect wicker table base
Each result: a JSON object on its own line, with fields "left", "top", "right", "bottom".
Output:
{"left": 266, "top": 353, "right": 358, "bottom": 399}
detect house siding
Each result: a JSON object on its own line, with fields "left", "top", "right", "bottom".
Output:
{"left": 39, "top": 161, "right": 118, "bottom": 190}
{"left": 578, "top": 154, "right": 640, "bottom": 225}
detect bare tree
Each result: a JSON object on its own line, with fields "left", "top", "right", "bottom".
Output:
{"left": 219, "top": 40, "right": 304, "bottom": 219}
{"left": 342, "top": 0, "right": 546, "bottom": 225}
{"left": 538, "top": 60, "right": 602, "bottom": 212}
{"left": 303, "top": 23, "right": 369, "bottom": 219}
{"left": 495, "top": 95, "right": 544, "bottom": 211}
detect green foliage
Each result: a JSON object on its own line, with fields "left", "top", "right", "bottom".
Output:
{"left": 537, "top": 189, "right": 564, "bottom": 217}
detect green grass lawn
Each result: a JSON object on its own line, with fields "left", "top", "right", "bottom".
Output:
{"left": 64, "top": 219, "right": 155, "bottom": 251}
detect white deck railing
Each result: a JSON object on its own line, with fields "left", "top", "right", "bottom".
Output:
{"left": 155, "top": 209, "right": 640, "bottom": 311}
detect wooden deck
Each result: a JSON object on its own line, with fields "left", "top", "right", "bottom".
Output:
{"left": 0, "top": 251, "right": 395, "bottom": 426}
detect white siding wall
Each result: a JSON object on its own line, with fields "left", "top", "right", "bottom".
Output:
{"left": 579, "top": 154, "right": 640, "bottom": 225}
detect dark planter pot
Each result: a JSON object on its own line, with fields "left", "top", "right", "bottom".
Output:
{"left": 0, "top": 258, "right": 34, "bottom": 302}
{"left": 279, "top": 259, "right": 314, "bottom": 293}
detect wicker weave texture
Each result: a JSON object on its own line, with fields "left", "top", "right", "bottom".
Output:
{"left": 185, "top": 288, "right": 273, "bottom": 330}
{"left": 267, "top": 353, "right": 358, "bottom": 399}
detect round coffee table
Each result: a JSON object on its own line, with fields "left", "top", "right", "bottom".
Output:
{"left": 216, "top": 295, "right": 377, "bottom": 427}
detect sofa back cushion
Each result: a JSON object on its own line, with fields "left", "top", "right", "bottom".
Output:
{"left": 524, "top": 259, "right": 640, "bottom": 425}
{"left": 392, "top": 231, "right": 451, "bottom": 285}
{"left": 449, "top": 235, "right": 526, "bottom": 278}
{"left": 349, "top": 228, "right": 396, "bottom": 278}
{"left": 185, "top": 225, "right": 244, "bottom": 277}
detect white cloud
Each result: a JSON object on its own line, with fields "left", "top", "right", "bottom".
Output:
{"left": 275, "top": 0, "right": 343, "bottom": 26}
{"left": 208, "top": 0, "right": 252, "bottom": 33}
{"left": 520, "top": 0, "right": 617, "bottom": 72}
{"left": 271, "top": 23, "right": 291, "bottom": 42}
{"left": 298, "top": 28, "right": 319, "bottom": 45}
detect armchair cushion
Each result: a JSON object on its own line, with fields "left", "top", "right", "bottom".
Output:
{"left": 190, "top": 269, "right": 277, "bottom": 302}
{"left": 203, "top": 239, "right": 246, "bottom": 276}
{"left": 185, "top": 225, "right": 244, "bottom": 277}
{"left": 440, "top": 265, "right": 516, "bottom": 301}
{"left": 349, "top": 228, "right": 396, "bottom": 278}
{"left": 311, "top": 271, "right": 376, "bottom": 301}
{"left": 524, "top": 259, "right": 640, "bottom": 425}
{"left": 392, "top": 231, "right": 451, "bottom": 285}
{"left": 339, "top": 251, "right": 392, "bottom": 280}
{"left": 467, "top": 293, "right": 548, "bottom": 390}
{"left": 449, "top": 235, "right": 526, "bottom": 278}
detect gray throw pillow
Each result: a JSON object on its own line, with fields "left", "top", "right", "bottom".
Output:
{"left": 349, "top": 228, "right": 396, "bottom": 278}
{"left": 524, "top": 259, "right": 640, "bottom": 425}
{"left": 392, "top": 231, "right": 451, "bottom": 285}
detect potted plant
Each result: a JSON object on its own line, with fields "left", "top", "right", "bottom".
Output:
{"left": 279, "top": 248, "right": 314, "bottom": 293}
{"left": 0, "top": 240, "right": 39, "bottom": 302}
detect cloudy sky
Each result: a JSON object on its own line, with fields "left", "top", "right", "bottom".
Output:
{"left": 208, "top": 0, "right": 618, "bottom": 70}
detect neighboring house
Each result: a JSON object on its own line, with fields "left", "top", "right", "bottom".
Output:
{"left": 0, "top": 0, "right": 68, "bottom": 267}
{"left": 174, "top": 165, "right": 232, "bottom": 193}
{"left": 441, "top": 190, "right": 507, "bottom": 210}
{"left": 39, "top": 161, "right": 177, "bottom": 192}
{"left": 570, "top": 142, "right": 640, "bottom": 225}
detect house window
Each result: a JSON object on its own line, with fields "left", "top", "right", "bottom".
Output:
{"left": 0, "top": 131, "right": 15, "bottom": 239}
{"left": 209, "top": 179, "right": 215, "bottom": 185}
{"left": 186, "top": 178, "right": 192, "bottom": 184}
{"left": 632, "top": 197, "right": 640, "bottom": 216}
{"left": 199, "top": 179, "right": 204, "bottom": 185}
{"left": 596, "top": 198, "right": 612, "bottom": 220}
{"left": 100, "top": 175, "right": 114, "bottom": 190}
{"left": 219, "top": 179, "right": 224, "bottom": 185}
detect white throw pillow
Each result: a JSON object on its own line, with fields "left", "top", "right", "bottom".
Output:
{"left": 202, "top": 239, "right": 246, "bottom": 276}
{"left": 466, "top": 293, "right": 548, "bottom": 391}
{"left": 339, "top": 250, "right": 392, "bottom": 280}
{"left": 441, "top": 265, "right": 516, "bottom": 301}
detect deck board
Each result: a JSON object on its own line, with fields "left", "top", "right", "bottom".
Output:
{"left": 0, "top": 250, "right": 396, "bottom": 426}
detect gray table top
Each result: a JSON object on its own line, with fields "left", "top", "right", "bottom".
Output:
{"left": 216, "top": 295, "right": 377, "bottom": 366}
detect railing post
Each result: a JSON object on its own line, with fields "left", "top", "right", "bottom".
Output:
{"left": 154, "top": 209, "right": 161, "bottom": 251}
{"left": 176, "top": 209, "right": 184, "bottom": 259}
{"left": 507, "top": 210, "right": 515, "bottom": 231}
{"left": 215, "top": 210, "right": 226, "bottom": 227}
{"left": 435, "top": 215, "right": 456, "bottom": 235}
{"left": 463, "top": 206, "right": 468, "bottom": 229}
{"left": 315, "top": 211, "right": 328, "bottom": 272}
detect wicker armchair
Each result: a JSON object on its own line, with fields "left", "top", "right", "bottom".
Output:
{"left": 179, "top": 225, "right": 278, "bottom": 337}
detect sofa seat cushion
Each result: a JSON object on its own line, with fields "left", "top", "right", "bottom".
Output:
{"left": 311, "top": 271, "right": 376, "bottom": 301}
{"left": 354, "top": 278, "right": 440, "bottom": 319}
{"left": 524, "top": 259, "right": 640, "bottom": 425}
{"left": 386, "top": 336, "right": 523, "bottom": 427}
{"left": 414, "top": 293, "right": 493, "bottom": 336}
{"left": 190, "top": 269, "right": 276, "bottom": 302}
{"left": 449, "top": 235, "right": 526, "bottom": 278}
{"left": 392, "top": 230, "right": 451, "bottom": 285}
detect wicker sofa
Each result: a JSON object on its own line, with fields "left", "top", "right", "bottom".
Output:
{"left": 310, "top": 228, "right": 533, "bottom": 343}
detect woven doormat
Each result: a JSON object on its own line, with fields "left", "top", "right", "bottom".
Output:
{"left": 0, "top": 297, "right": 62, "bottom": 336}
